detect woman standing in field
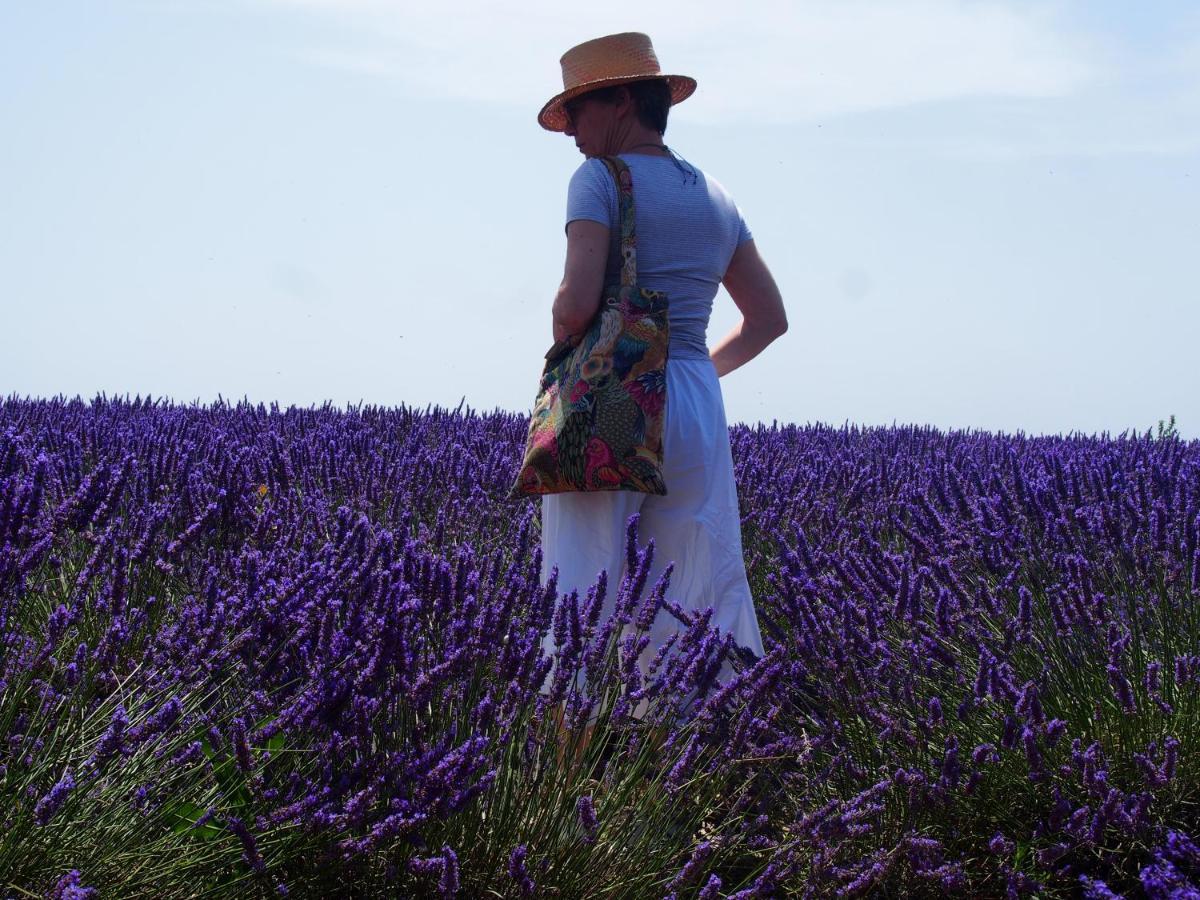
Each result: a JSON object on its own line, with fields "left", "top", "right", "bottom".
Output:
{"left": 537, "top": 32, "right": 788, "bottom": 704}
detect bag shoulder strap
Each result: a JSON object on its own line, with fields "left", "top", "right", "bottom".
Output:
{"left": 598, "top": 156, "right": 638, "bottom": 288}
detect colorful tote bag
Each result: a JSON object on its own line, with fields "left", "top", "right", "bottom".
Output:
{"left": 510, "top": 156, "right": 670, "bottom": 498}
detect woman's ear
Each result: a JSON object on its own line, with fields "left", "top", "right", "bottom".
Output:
{"left": 615, "top": 85, "right": 635, "bottom": 117}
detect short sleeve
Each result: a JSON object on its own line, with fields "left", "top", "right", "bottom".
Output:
{"left": 565, "top": 158, "right": 617, "bottom": 235}
{"left": 735, "top": 203, "right": 754, "bottom": 246}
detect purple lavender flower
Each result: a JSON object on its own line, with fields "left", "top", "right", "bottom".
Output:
{"left": 666, "top": 841, "right": 713, "bottom": 894}
{"left": 439, "top": 845, "right": 459, "bottom": 897}
{"left": 1017, "top": 585, "right": 1033, "bottom": 638}
{"left": 1165, "top": 830, "right": 1200, "bottom": 872}
{"left": 989, "top": 832, "right": 1015, "bottom": 857}
{"left": 576, "top": 794, "right": 599, "bottom": 844}
{"left": 34, "top": 771, "right": 75, "bottom": 826}
{"left": 939, "top": 735, "right": 961, "bottom": 789}
{"left": 226, "top": 815, "right": 267, "bottom": 874}
{"left": 91, "top": 704, "right": 129, "bottom": 764}
{"left": 1044, "top": 718, "right": 1067, "bottom": 747}
{"left": 49, "top": 870, "right": 98, "bottom": 900}
{"left": 230, "top": 717, "right": 254, "bottom": 773}
{"left": 1015, "top": 681, "right": 1045, "bottom": 726}
{"left": 1107, "top": 663, "right": 1137, "bottom": 714}
{"left": 507, "top": 845, "right": 536, "bottom": 896}
{"left": 927, "top": 696, "right": 944, "bottom": 727}
{"left": 1079, "top": 874, "right": 1123, "bottom": 899}
{"left": 1022, "top": 727, "right": 1044, "bottom": 781}
{"left": 1140, "top": 857, "right": 1193, "bottom": 899}
{"left": 1144, "top": 661, "right": 1162, "bottom": 694}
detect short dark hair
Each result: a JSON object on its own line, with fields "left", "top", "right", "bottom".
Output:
{"left": 579, "top": 78, "right": 672, "bottom": 135}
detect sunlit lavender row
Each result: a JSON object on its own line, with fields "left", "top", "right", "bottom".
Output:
{"left": 1, "top": 395, "right": 1196, "bottom": 898}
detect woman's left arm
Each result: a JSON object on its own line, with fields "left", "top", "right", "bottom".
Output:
{"left": 552, "top": 219, "right": 609, "bottom": 342}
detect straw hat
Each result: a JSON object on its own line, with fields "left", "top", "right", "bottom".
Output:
{"left": 538, "top": 32, "right": 697, "bottom": 132}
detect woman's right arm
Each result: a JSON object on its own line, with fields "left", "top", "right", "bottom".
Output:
{"left": 710, "top": 239, "right": 788, "bottom": 378}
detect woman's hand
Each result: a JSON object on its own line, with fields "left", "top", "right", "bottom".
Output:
{"left": 712, "top": 239, "right": 788, "bottom": 377}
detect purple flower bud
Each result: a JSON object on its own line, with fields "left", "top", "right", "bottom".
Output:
{"left": 972, "top": 743, "right": 998, "bottom": 766}
{"left": 666, "top": 734, "right": 702, "bottom": 793}
{"left": 1165, "top": 830, "right": 1200, "bottom": 871}
{"left": 230, "top": 718, "right": 254, "bottom": 773}
{"left": 974, "top": 654, "right": 992, "bottom": 700}
{"left": 624, "top": 514, "right": 641, "bottom": 576}
{"left": 1022, "top": 727, "right": 1044, "bottom": 781}
{"left": 1175, "top": 655, "right": 1198, "bottom": 687}
{"left": 1135, "top": 748, "right": 1168, "bottom": 788}
{"left": 1044, "top": 719, "right": 1067, "bottom": 747}
{"left": 1001, "top": 715, "right": 1019, "bottom": 750}
{"left": 507, "top": 845, "right": 536, "bottom": 896}
{"left": 1078, "top": 875, "right": 1121, "bottom": 899}
{"left": 927, "top": 696, "right": 944, "bottom": 727}
{"left": 1017, "top": 586, "right": 1033, "bottom": 637}
{"left": 1016, "top": 681, "right": 1045, "bottom": 726}
{"left": 226, "top": 815, "right": 266, "bottom": 874}
{"left": 934, "top": 587, "right": 954, "bottom": 637}
{"left": 1140, "top": 857, "right": 1188, "bottom": 898}
{"left": 1037, "top": 842, "right": 1070, "bottom": 868}
{"left": 1107, "top": 664, "right": 1137, "bottom": 714}
{"left": 439, "top": 845, "right": 459, "bottom": 898}
{"left": 92, "top": 705, "right": 129, "bottom": 764}
{"left": 989, "top": 832, "right": 1015, "bottom": 857}
{"left": 1159, "top": 741, "right": 1181, "bottom": 787}
{"left": 939, "top": 736, "right": 961, "bottom": 789}
{"left": 50, "top": 870, "right": 98, "bottom": 900}
{"left": 576, "top": 794, "right": 599, "bottom": 844}
{"left": 668, "top": 841, "right": 714, "bottom": 892}
{"left": 35, "top": 771, "right": 75, "bottom": 826}
{"left": 1144, "top": 661, "right": 1162, "bottom": 694}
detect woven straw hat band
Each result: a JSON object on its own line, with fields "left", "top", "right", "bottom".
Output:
{"left": 538, "top": 32, "right": 697, "bottom": 132}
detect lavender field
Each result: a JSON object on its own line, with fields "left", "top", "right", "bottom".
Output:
{"left": 1, "top": 396, "right": 1197, "bottom": 898}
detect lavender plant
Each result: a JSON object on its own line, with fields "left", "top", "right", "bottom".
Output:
{"left": 1, "top": 396, "right": 1196, "bottom": 897}
{"left": 730, "top": 422, "right": 1199, "bottom": 896}
{"left": 0, "top": 397, "right": 774, "bottom": 898}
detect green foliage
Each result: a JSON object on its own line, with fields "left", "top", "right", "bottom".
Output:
{"left": 1154, "top": 414, "right": 1180, "bottom": 441}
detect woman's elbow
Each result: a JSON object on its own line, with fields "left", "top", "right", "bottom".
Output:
{"left": 754, "top": 315, "right": 788, "bottom": 338}
{"left": 552, "top": 306, "right": 591, "bottom": 336}
{"left": 553, "top": 287, "right": 599, "bottom": 334}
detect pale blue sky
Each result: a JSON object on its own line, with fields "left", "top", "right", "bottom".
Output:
{"left": 2, "top": 1, "right": 1197, "bottom": 438}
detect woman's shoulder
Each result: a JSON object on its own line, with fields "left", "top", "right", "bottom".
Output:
{"left": 567, "top": 157, "right": 619, "bottom": 206}
{"left": 568, "top": 156, "right": 617, "bottom": 187}
{"left": 571, "top": 156, "right": 615, "bottom": 176}
{"left": 696, "top": 169, "right": 746, "bottom": 214}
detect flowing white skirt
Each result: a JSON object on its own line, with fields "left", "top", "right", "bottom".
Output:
{"left": 538, "top": 356, "right": 765, "bottom": 700}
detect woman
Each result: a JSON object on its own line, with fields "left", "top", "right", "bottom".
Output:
{"left": 537, "top": 32, "right": 788, "bottom": 713}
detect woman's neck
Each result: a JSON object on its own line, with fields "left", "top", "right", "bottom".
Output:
{"left": 618, "top": 138, "right": 670, "bottom": 157}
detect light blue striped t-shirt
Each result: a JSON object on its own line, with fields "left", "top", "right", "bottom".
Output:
{"left": 565, "top": 152, "right": 753, "bottom": 361}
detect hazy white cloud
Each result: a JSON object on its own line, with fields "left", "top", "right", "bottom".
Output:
{"left": 255, "top": 0, "right": 1101, "bottom": 123}
{"left": 1165, "top": 29, "right": 1200, "bottom": 98}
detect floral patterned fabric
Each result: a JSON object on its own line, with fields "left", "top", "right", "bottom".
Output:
{"left": 511, "top": 156, "right": 670, "bottom": 497}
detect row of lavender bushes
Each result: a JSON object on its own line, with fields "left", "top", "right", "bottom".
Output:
{"left": 1, "top": 395, "right": 1197, "bottom": 898}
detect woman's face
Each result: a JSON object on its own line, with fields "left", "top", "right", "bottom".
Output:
{"left": 562, "top": 94, "right": 614, "bottom": 158}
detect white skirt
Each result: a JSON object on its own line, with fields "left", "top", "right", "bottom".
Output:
{"left": 538, "top": 356, "right": 766, "bottom": 701}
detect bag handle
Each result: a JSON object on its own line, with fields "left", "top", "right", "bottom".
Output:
{"left": 598, "top": 156, "right": 638, "bottom": 289}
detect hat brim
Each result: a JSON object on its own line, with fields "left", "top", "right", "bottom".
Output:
{"left": 538, "top": 74, "right": 697, "bottom": 132}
